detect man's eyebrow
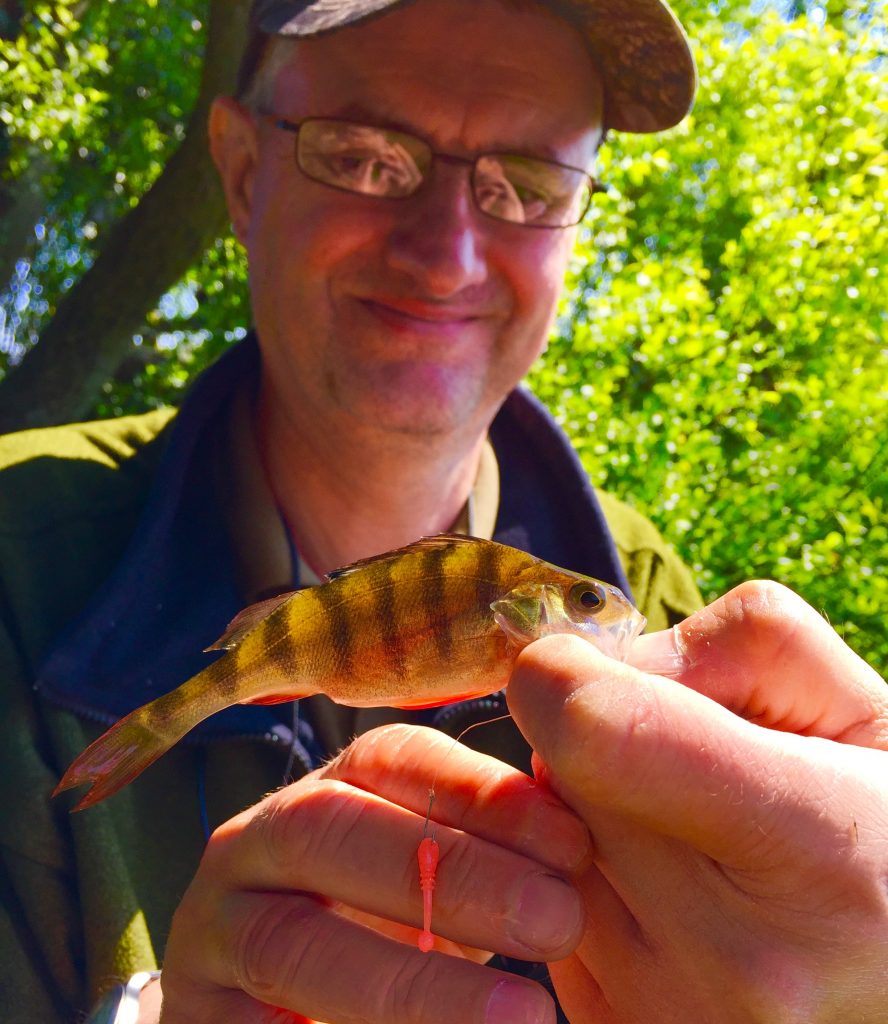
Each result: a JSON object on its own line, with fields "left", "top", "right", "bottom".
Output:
{"left": 323, "top": 102, "right": 575, "bottom": 163}
{"left": 331, "top": 102, "right": 412, "bottom": 133}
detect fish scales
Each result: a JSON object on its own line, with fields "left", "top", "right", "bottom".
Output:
{"left": 475, "top": 534, "right": 504, "bottom": 617}
{"left": 420, "top": 543, "right": 452, "bottom": 663}
{"left": 265, "top": 599, "right": 314, "bottom": 690}
{"left": 54, "top": 535, "right": 647, "bottom": 810}
{"left": 263, "top": 598, "right": 306, "bottom": 680}
{"left": 374, "top": 557, "right": 408, "bottom": 681}
{"left": 339, "top": 556, "right": 408, "bottom": 691}
{"left": 258, "top": 585, "right": 355, "bottom": 690}
{"left": 228, "top": 597, "right": 298, "bottom": 693}
{"left": 405, "top": 538, "right": 498, "bottom": 684}
{"left": 433, "top": 542, "right": 490, "bottom": 677}
{"left": 313, "top": 577, "right": 357, "bottom": 680}
{"left": 414, "top": 539, "right": 510, "bottom": 689}
{"left": 335, "top": 544, "right": 475, "bottom": 703}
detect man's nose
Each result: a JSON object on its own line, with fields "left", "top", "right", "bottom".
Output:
{"left": 385, "top": 163, "right": 488, "bottom": 298}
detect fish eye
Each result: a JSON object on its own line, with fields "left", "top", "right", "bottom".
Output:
{"left": 570, "top": 582, "right": 605, "bottom": 613}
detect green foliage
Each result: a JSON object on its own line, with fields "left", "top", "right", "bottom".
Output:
{"left": 0, "top": 0, "right": 215, "bottom": 363}
{"left": 2, "top": 2, "right": 885, "bottom": 667}
{"left": 529, "top": 5, "right": 887, "bottom": 666}
{"left": 0, "top": 4, "right": 107, "bottom": 168}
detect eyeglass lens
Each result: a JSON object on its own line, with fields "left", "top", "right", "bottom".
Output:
{"left": 295, "top": 119, "right": 591, "bottom": 227}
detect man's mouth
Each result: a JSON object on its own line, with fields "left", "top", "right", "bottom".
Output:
{"left": 359, "top": 296, "right": 483, "bottom": 328}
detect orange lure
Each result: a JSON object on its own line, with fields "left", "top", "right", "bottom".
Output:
{"left": 417, "top": 836, "right": 440, "bottom": 953}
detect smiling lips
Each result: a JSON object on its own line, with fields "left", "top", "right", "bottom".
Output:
{"left": 360, "top": 295, "right": 488, "bottom": 330}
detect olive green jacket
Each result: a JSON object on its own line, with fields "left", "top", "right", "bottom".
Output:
{"left": 0, "top": 340, "right": 701, "bottom": 1022}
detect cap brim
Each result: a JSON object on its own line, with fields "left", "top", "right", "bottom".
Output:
{"left": 252, "top": 0, "right": 696, "bottom": 133}
{"left": 563, "top": 0, "right": 696, "bottom": 132}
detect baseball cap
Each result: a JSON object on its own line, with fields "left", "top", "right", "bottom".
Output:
{"left": 240, "top": 0, "right": 696, "bottom": 134}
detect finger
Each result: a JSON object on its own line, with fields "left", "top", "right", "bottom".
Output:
{"left": 547, "top": 958, "right": 611, "bottom": 1024}
{"left": 629, "top": 580, "right": 888, "bottom": 747}
{"left": 333, "top": 902, "right": 494, "bottom": 962}
{"left": 163, "top": 891, "right": 556, "bottom": 1024}
{"left": 320, "top": 723, "right": 591, "bottom": 872}
{"left": 204, "top": 777, "right": 584, "bottom": 961}
{"left": 507, "top": 633, "right": 872, "bottom": 866}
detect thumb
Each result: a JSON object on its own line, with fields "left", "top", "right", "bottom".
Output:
{"left": 506, "top": 583, "right": 887, "bottom": 867}
{"left": 629, "top": 580, "right": 888, "bottom": 748}
{"left": 508, "top": 633, "right": 804, "bottom": 864}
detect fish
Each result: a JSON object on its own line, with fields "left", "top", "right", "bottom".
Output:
{"left": 54, "top": 534, "right": 646, "bottom": 810}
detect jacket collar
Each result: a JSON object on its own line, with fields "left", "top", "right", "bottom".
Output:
{"left": 36, "top": 335, "right": 630, "bottom": 753}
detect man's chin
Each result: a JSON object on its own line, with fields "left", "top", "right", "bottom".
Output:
{"left": 347, "top": 391, "right": 486, "bottom": 441}
{"left": 336, "top": 367, "right": 489, "bottom": 439}
{"left": 355, "top": 403, "right": 472, "bottom": 439}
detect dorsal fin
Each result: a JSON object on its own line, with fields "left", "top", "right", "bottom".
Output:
{"left": 204, "top": 591, "right": 299, "bottom": 652}
{"left": 324, "top": 533, "right": 486, "bottom": 582}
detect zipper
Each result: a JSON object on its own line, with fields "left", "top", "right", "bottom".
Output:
{"left": 432, "top": 691, "right": 510, "bottom": 735}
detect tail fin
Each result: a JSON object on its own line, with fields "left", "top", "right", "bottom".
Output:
{"left": 53, "top": 707, "right": 173, "bottom": 811}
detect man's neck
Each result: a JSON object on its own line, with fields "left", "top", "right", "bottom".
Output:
{"left": 256, "top": 391, "right": 487, "bottom": 578}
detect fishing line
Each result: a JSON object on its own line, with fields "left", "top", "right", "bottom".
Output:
{"left": 422, "top": 711, "right": 515, "bottom": 838}
{"left": 196, "top": 748, "right": 211, "bottom": 844}
{"left": 282, "top": 699, "right": 301, "bottom": 785}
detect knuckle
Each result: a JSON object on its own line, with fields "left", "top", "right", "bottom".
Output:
{"left": 604, "top": 688, "right": 670, "bottom": 790}
{"left": 376, "top": 950, "right": 442, "bottom": 1024}
{"left": 727, "top": 951, "right": 820, "bottom": 1024}
{"left": 726, "top": 579, "right": 810, "bottom": 640}
{"left": 427, "top": 833, "right": 479, "bottom": 896}
{"left": 197, "top": 805, "right": 257, "bottom": 880}
{"left": 253, "top": 786, "right": 305, "bottom": 865}
{"left": 233, "top": 894, "right": 323, "bottom": 1001}
{"left": 254, "top": 779, "right": 363, "bottom": 880}
{"left": 559, "top": 670, "right": 667, "bottom": 790}
{"left": 439, "top": 760, "right": 506, "bottom": 832}
{"left": 323, "top": 722, "right": 433, "bottom": 786}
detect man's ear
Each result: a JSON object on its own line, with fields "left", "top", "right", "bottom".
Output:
{"left": 208, "top": 96, "right": 258, "bottom": 245}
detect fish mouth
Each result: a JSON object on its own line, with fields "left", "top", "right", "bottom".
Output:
{"left": 603, "top": 610, "right": 648, "bottom": 659}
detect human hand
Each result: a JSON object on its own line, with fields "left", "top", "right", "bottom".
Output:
{"left": 157, "top": 724, "right": 589, "bottom": 1024}
{"left": 507, "top": 580, "right": 888, "bottom": 1024}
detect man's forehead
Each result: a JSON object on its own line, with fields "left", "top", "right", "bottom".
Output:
{"left": 268, "top": 3, "right": 604, "bottom": 157}
{"left": 242, "top": 0, "right": 696, "bottom": 135}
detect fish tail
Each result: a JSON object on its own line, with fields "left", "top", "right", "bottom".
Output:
{"left": 53, "top": 703, "right": 180, "bottom": 811}
{"left": 52, "top": 657, "right": 240, "bottom": 811}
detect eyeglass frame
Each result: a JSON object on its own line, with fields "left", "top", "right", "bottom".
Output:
{"left": 261, "top": 114, "right": 605, "bottom": 229}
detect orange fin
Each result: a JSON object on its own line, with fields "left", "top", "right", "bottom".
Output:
{"left": 204, "top": 592, "right": 298, "bottom": 652}
{"left": 391, "top": 689, "right": 493, "bottom": 710}
{"left": 325, "top": 533, "right": 484, "bottom": 582}
{"left": 243, "top": 693, "right": 310, "bottom": 706}
{"left": 53, "top": 707, "right": 170, "bottom": 812}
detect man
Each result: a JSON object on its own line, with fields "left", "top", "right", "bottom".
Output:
{"left": 0, "top": 1, "right": 885, "bottom": 1022}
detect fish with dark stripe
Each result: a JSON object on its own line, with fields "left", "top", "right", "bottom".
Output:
{"left": 422, "top": 542, "right": 453, "bottom": 663}
{"left": 55, "top": 534, "right": 646, "bottom": 810}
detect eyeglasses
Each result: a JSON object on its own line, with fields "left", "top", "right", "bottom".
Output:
{"left": 265, "top": 116, "right": 603, "bottom": 229}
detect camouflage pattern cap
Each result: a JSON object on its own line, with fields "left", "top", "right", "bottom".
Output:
{"left": 245, "top": 0, "right": 696, "bottom": 134}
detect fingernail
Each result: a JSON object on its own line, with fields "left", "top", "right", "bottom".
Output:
{"left": 510, "top": 873, "right": 582, "bottom": 954}
{"left": 485, "top": 979, "right": 554, "bottom": 1024}
{"left": 628, "top": 628, "right": 689, "bottom": 678}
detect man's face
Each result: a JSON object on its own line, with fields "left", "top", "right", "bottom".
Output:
{"left": 231, "top": 0, "right": 603, "bottom": 444}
